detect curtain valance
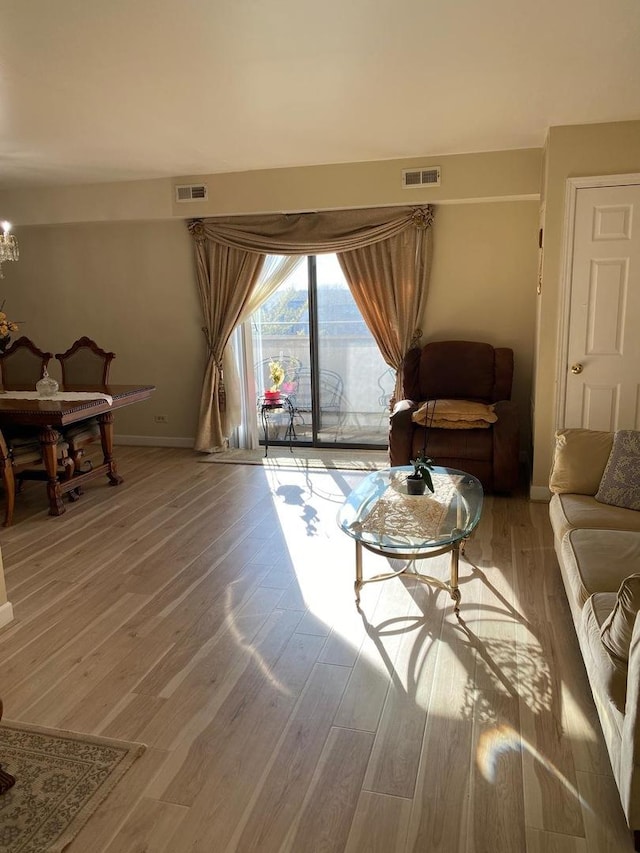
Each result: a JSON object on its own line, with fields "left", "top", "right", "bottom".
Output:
{"left": 188, "top": 205, "right": 433, "bottom": 255}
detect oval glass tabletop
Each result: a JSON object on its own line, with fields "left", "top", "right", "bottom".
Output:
{"left": 337, "top": 465, "right": 483, "bottom": 555}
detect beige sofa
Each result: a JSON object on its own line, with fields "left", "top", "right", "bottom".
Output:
{"left": 549, "top": 428, "right": 640, "bottom": 844}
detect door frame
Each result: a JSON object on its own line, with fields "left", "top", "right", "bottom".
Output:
{"left": 556, "top": 172, "right": 640, "bottom": 429}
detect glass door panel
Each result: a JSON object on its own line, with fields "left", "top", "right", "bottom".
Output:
{"left": 251, "top": 259, "right": 309, "bottom": 388}
{"left": 250, "top": 254, "right": 390, "bottom": 448}
{"left": 315, "top": 254, "right": 390, "bottom": 445}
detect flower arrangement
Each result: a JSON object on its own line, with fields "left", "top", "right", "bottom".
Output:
{"left": 268, "top": 359, "right": 285, "bottom": 392}
{"left": 0, "top": 302, "right": 19, "bottom": 351}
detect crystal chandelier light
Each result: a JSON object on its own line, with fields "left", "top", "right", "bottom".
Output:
{"left": 0, "top": 222, "right": 19, "bottom": 279}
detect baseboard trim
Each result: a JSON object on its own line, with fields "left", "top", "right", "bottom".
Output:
{"left": 0, "top": 601, "right": 14, "bottom": 630}
{"left": 114, "top": 435, "right": 194, "bottom": 449}
{"left": 530, "top": 485, "right": 551, "bottom": 503}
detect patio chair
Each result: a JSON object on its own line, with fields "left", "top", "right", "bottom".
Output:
{"left": 289, "top": 368, "right": 347, "bottom": 441}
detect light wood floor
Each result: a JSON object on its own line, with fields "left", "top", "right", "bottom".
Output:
{"left": 0, "top": 446, "right": 634, "bottom": 852}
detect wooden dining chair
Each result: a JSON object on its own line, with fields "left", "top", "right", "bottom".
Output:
{"left": 0, "top": 428, "right": 73, "bottom": 526}
{"left": 0, "top": 337, "right": 74, "bottom": 511}
{"left": 0, "top": 336, "right": 53, "bottom": 391}
{"left": 0, "top": 430, "right": 38, "bottom": 526}
{"left": 55, "top": 336, "right": 115, "bottom": 388}
{"left": 55, "top": 337, "right": 116, "bottom": 473}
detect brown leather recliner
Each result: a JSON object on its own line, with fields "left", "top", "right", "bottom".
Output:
{"left": 389, "top": 340, "right": 520, "bottom": 493}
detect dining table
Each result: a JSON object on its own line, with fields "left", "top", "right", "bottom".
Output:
{"left": 0, "top": 384, "right": 155, "bottom": 517}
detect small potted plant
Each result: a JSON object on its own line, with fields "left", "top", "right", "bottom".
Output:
{"left": 264, "top": 359, "right": 285, "bottom": 403}
{"left": 406, "top": 452, "right": 435, "bottom": 495}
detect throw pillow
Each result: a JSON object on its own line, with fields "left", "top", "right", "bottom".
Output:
{"left": 595, "top": 430, "right": 640, "bottom": 510}
{"left": 412, "top": 399, "right": 497, "bottom": 427}
{"left": 548, "top": 428, "right": 614, "bottom": 495}
{"left": 600, "top": 573, "right": 640, "bottom": 662}
{"left": 429, "top": 418, "right": 491, "bottom": 429}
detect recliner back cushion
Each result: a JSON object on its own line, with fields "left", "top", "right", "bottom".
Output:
{"left": 416, "top": 341, "right": 498, "bottom": 402}
{"left": 403, "top": 341, "right": 513, "bottom": 403}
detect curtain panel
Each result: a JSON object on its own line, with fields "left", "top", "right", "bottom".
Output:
{"left": 338, "top": 217, "right": 433, "bottom": 405}
{"left": 190, "top": 229, "right": 265, "bottom": 451}
{"left": 230, "top": 255, "right": 304, "bottom": 446}
{"left": 188, "top": 205, "right": 434, "bottom": 453}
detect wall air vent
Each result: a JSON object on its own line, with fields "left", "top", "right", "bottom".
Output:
{"left": 175, "top": 184, "right": 208, "bottom": 202}
{"left": 401, "top": 167, "right": 441, "bottom": 189}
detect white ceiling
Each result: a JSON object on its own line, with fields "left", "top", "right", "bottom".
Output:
{"left": 0, "top": 0, "right": 639, "bottom": 189}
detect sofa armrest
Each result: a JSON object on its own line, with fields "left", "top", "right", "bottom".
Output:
{"left": 491, "top": 400, "right": 520, "bottom": 493}
{"left": 620, "top": 611, "right": 640, "bottom": 827}
{"left": 389, "top": 399, "right": 418, "bottom": 466}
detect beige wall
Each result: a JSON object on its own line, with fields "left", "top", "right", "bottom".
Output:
{"left": 426, "top": 201, "right": 538, "bottom": 452}
{"left": 0, "top": 147, "right": 541, "bottom": 448}
{"left": 5, "top": 221, "right": 203, "bottom": 442}
{"left": 0, "top": 148, "right": 541, "bottom": 225}
{"left": 532, "top": 119, "right": 640, "bottom": 492}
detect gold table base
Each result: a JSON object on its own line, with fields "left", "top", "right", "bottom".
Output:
{"left": 354, "top": 537, "right": 466, "bottom": 615}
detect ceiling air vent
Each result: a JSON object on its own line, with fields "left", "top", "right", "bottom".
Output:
{"left": 175, "top": 184, "right": 208, "bottom": 202}
{"left": 401, "top": 167, "right": 441, "bottom": 189}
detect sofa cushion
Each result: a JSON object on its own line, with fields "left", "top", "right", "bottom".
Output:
{"left": 560, "top": 528, "right": 640, "bottom": 610}
{"left": 595, "top": 430, "right": 640, "bottom": 511}
{"left": 549, "top": 494, "right": 640, "bottom": 543}
{"left": 600, "top": 574, "right": 640, "bottom": 662}
{"left": 549, "top": 428, "right": 614, "bottom": 495}
{"left": 583, "top": 592, "right": 628, "bottom": 715}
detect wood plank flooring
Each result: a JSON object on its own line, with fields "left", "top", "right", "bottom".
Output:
{"left": 0, "top": 446, "right": 634, "bottom": 852}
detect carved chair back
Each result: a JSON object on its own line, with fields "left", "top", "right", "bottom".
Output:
{"left": 0, "top": 337, "right": 52, "bottom": 390}
{"left": 56, "top": 337, "right": 115, "bottom": 387}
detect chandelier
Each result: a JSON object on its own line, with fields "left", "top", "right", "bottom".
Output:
{"left": 0, "top": 222, "right": 19, "bottom": 279}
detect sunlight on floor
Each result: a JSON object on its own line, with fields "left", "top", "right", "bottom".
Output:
{"left": 477, "top": 723, "right": 592, "bottom": 812}
{"left": 265, "top": 466, "right": 412, "bottom": 677}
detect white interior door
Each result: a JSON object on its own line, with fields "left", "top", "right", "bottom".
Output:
{"left": 564, "top": 182, "right": 640, "bottom": 431}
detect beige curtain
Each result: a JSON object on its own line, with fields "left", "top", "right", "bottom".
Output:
{"left": 227, "top": 255, "right": 304, "bottom": 441}
{"left": 189, "top": 207, "right": 429, "bottom": 254}
{"left": 239, "top": 254, "right": 304, "bottom": 322}
{"left": 189, "top": 221, "right": 265, "bottom": 451}
{"left": 339, "top": 207, "right": 433, "bottom": 404}
{"left": 188, "top": 206, "right": 433, "bottom": 451}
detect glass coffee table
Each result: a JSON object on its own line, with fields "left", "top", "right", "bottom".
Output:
{"left": 337, "top": 466, "right": 483, "bottom": 614}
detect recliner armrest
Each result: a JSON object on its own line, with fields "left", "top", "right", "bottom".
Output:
{"left": 389, "top": 399, "right": 419, "bottom": 466}
{"left": 492, "top": 400, "right": 520, "bottom": 492}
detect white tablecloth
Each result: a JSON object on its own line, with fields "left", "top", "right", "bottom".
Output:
{"left": 0, "top": 391, "right": 113, "bottom": 405}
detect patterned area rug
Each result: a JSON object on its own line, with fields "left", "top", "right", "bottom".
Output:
{"left": 0, "top": 721, "right": 145, "bottom": 852}
{"left": 198, "top": 446, "right": 389, "bottom": 471}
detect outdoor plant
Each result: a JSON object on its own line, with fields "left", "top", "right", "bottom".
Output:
{"left": 268, "top": 359, "right": 285, "bottom": 392}
{"left": 408, "top": 452, "right": 435, "bottom": 493}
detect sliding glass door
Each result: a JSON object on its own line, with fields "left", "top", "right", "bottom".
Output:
{"left": 250, "top": 254, "right": 392, "bottom": 448}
